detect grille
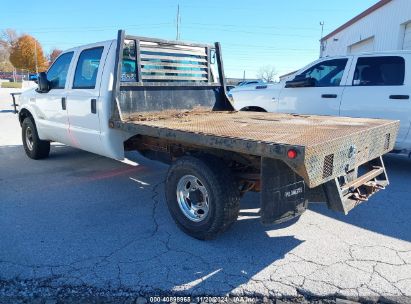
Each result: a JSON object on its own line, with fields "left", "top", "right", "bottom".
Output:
{"left": 323, "top": 154, "right": 334, "bottom": 179}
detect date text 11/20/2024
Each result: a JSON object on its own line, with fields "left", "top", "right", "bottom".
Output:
{"left": 149, "top": 296, "right": 257, "bottom": 303}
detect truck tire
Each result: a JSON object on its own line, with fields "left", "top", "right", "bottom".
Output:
{"left": 22, "top": 117, "right": 50, "bottom": 159}
{"left": 165, "top": 155, "right": 240, "bottom": 240}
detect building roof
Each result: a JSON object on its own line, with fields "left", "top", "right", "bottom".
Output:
{"left": 321, "top": 0, "right": 392, "bottom": 41}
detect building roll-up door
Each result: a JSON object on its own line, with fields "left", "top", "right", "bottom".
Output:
{"left": 348, "top": 37, "right": 375, "bottom": 54}
{"left": 403, "top": 23, "right": 411, "bottom": 50}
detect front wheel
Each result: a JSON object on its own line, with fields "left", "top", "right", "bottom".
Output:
{"left": 22, "top": 118, "right": 50, "bottom": 159}
{"left": 165, "top": 155, "right": 240, "bottom": 240}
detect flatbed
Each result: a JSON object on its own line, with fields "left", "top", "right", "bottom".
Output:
{"left": 114, "top": 110, "right": 398, "bottom": 188}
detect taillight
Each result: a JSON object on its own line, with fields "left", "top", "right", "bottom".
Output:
{"left": 287, "top": 149, "right": 298, "bottom": 159}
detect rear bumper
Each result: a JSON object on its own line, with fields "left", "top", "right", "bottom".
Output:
{"left": 260, "top": 156, "right": 389, "bottom": 225}
{"left": 321, "top": 156, "right": 388, "bottom": 214}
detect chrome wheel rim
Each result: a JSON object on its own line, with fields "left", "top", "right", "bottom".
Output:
{"left": 25, "top": 126, "right": 34, "bottom": 151}
{"left": 176, "top": 175, "right": 210, "bottom": 222}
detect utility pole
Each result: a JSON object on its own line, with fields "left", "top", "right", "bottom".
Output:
{"left": 34, "top": 41, "right": 38, "bottom": 74}
{"left": 319, "top": 21, "right": 325, "bottom": 58}
{"left": 176, "top": 4, "right": 181, "bottom": 40}
{"left": 243, "top": 70, "right": 245, "bottom": 81}
{"left": 319, "top": 21, "right": 325, "bottom": 40}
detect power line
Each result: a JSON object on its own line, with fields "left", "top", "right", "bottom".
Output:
{"left": 187, "top": 22, "right": 329, "bottom": 32}
{"left": 180, "top": 25, "right": 319, "bottom": 39}
{"left": 5, "top": 23, "right": 173, "bottom": 34}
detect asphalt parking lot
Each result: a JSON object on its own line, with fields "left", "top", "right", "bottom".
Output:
{"left": 0, "top": 88, "right": 411, "bottom": 303}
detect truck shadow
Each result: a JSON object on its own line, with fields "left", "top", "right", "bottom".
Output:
{"left": 1, "top": 144, "right": 410, "bottom": 294}
{"left": 2, "top": 144, "right": 410, "bottom": 294}
{"left": 309, "top": 153, "right": 411, "bottom": 243}
{"left": 0, "top": 144, "right": 303, "bottom": 295}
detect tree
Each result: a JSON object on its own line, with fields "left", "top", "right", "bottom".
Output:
{"left": 0, "top": 28, "right": 18, "bottom": 72}
{"left": 48, "top": 48, "right": 62, "bottom": 65}
{"left": 1, "top": 28, "right": 18, "bottom": 47}
{"left": 0, "top": 58, "right": 14, "bottom": 72}
{"left": 9, "top": 35, "right": 48, "bottom": 73}
{"left": 256, "top": 65, "right": 277, "bottom": 83}
{"left": 0, "top": 43, "right": 13, "bottom": 72}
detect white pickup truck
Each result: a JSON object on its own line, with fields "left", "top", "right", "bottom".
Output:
{"left": 16, "top": 31, "right": 399, "bottom": 239}
{"left": 230, "top": 52, "right": 411, "bottom": 154}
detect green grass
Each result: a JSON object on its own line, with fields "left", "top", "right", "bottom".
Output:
{"left": 1, "top": 82, "right": 22, "bottom": 88}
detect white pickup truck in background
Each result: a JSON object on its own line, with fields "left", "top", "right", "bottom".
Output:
{"left": 230, "top": 52, "right": 411, "bottom": 154}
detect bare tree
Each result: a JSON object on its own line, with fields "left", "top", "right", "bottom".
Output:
{"left": 0, "top": 29, "right": 19, "bottom": 73}
{"left": 48, "top": 48, "right": 63, "bottom": 65}
{"left": 1, "top": 28, "right": 19, "bottom": 50}
{"left": 256, "top": 65, "right": 277, "bottom": 83}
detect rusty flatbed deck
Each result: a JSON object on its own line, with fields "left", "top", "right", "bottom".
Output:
{"left": 123, "top": 110, "right": 395, "bottom": 147}
{"left": 113, "top": 110, "right": 399, "bottom": 188}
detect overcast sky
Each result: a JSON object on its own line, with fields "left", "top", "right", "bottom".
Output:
{"left": 2, "top": 0, "right": 378, "bottom": 78}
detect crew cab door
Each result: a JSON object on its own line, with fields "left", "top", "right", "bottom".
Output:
{"left": 65, "top": 44, "right": 107, "bottom": 154}
{"left": 33, "top": 52, "right": 74, "bottom": 144}
{"left": 278, "top": 58, "right": 351, "bottom": 116}
{"left": 340, "top": 55, "right": 411, "bottom": 149}
{"left": 231, "top": 84, "right": 281, "bottom": 112}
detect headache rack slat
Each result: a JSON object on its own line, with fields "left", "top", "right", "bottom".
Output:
{"left": 140, "top": 46, "right": 207, "bottom": 57}
{"left": 141, "top": 75, "right": 208, "bottom": 81}
{"left": 140, "top": 61, "right": 208, "bottom": 68}
{"left": 141, "top": 68, "right": 208, "bottom": 75}
{"left": 140, "top": 53, "right": 208, "bottom": 63}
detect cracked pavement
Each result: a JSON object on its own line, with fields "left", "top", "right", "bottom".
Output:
{"left": 1, "top": 89, "right": 411, "bottom": 303}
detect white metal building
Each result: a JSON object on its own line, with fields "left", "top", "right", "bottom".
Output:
{"left": 320, "top": 0, "right": 411, "bottom": 57}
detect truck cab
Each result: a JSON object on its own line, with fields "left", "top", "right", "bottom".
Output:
{"left": 18, "top": 39, "right": 129, "bottom": 160}
{"left": 230, "top": 52, "right": 411, "bottom": 153}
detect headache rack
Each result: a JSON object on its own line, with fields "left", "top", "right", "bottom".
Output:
{"left": 110, "top": 30, "right": 234, "bottom": 123}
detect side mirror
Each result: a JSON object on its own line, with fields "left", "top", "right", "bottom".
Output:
{"left": 37, "top": 72, "right": 49, "bottom": 93}
{"left": 285, "top": 76, "right": 316, "bottom": 88}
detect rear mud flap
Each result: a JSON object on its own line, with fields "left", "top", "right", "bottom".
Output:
{"left": 260, "top": 158, "right": 308, "bottom": 225}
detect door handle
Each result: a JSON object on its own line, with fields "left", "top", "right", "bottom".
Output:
{"left": 61, "top": 97, "right": 66, "bottom": 110}
{"left": 389, "top": 95, "right": 409, "bottom": 100}
{"left": 91, "top": 99, "right": 97, "bottom": 114}
{"left": 321, "top": 94, "right": 337, "bottom": 98}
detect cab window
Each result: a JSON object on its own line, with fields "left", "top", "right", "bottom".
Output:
{"left": 299, "top": 59, "right": 348, "bottom": 87}
{"left": 73, "top": 47, "right": 104, "bottom": 89}
{"left": 47, "top": 52, "right": 74, "bottom": 89}
{"left": 353, "top": 56, "right": 405, "bottom": 86}
{"left": 121, "top": 39, "right": 137, "bottom": 82}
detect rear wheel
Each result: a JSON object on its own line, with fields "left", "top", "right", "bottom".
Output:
{"left": 22, "top": 118, "right": 50, "bottom": 159}
{"left": 165, "top": 155, "right": 240, "bottom": 240}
